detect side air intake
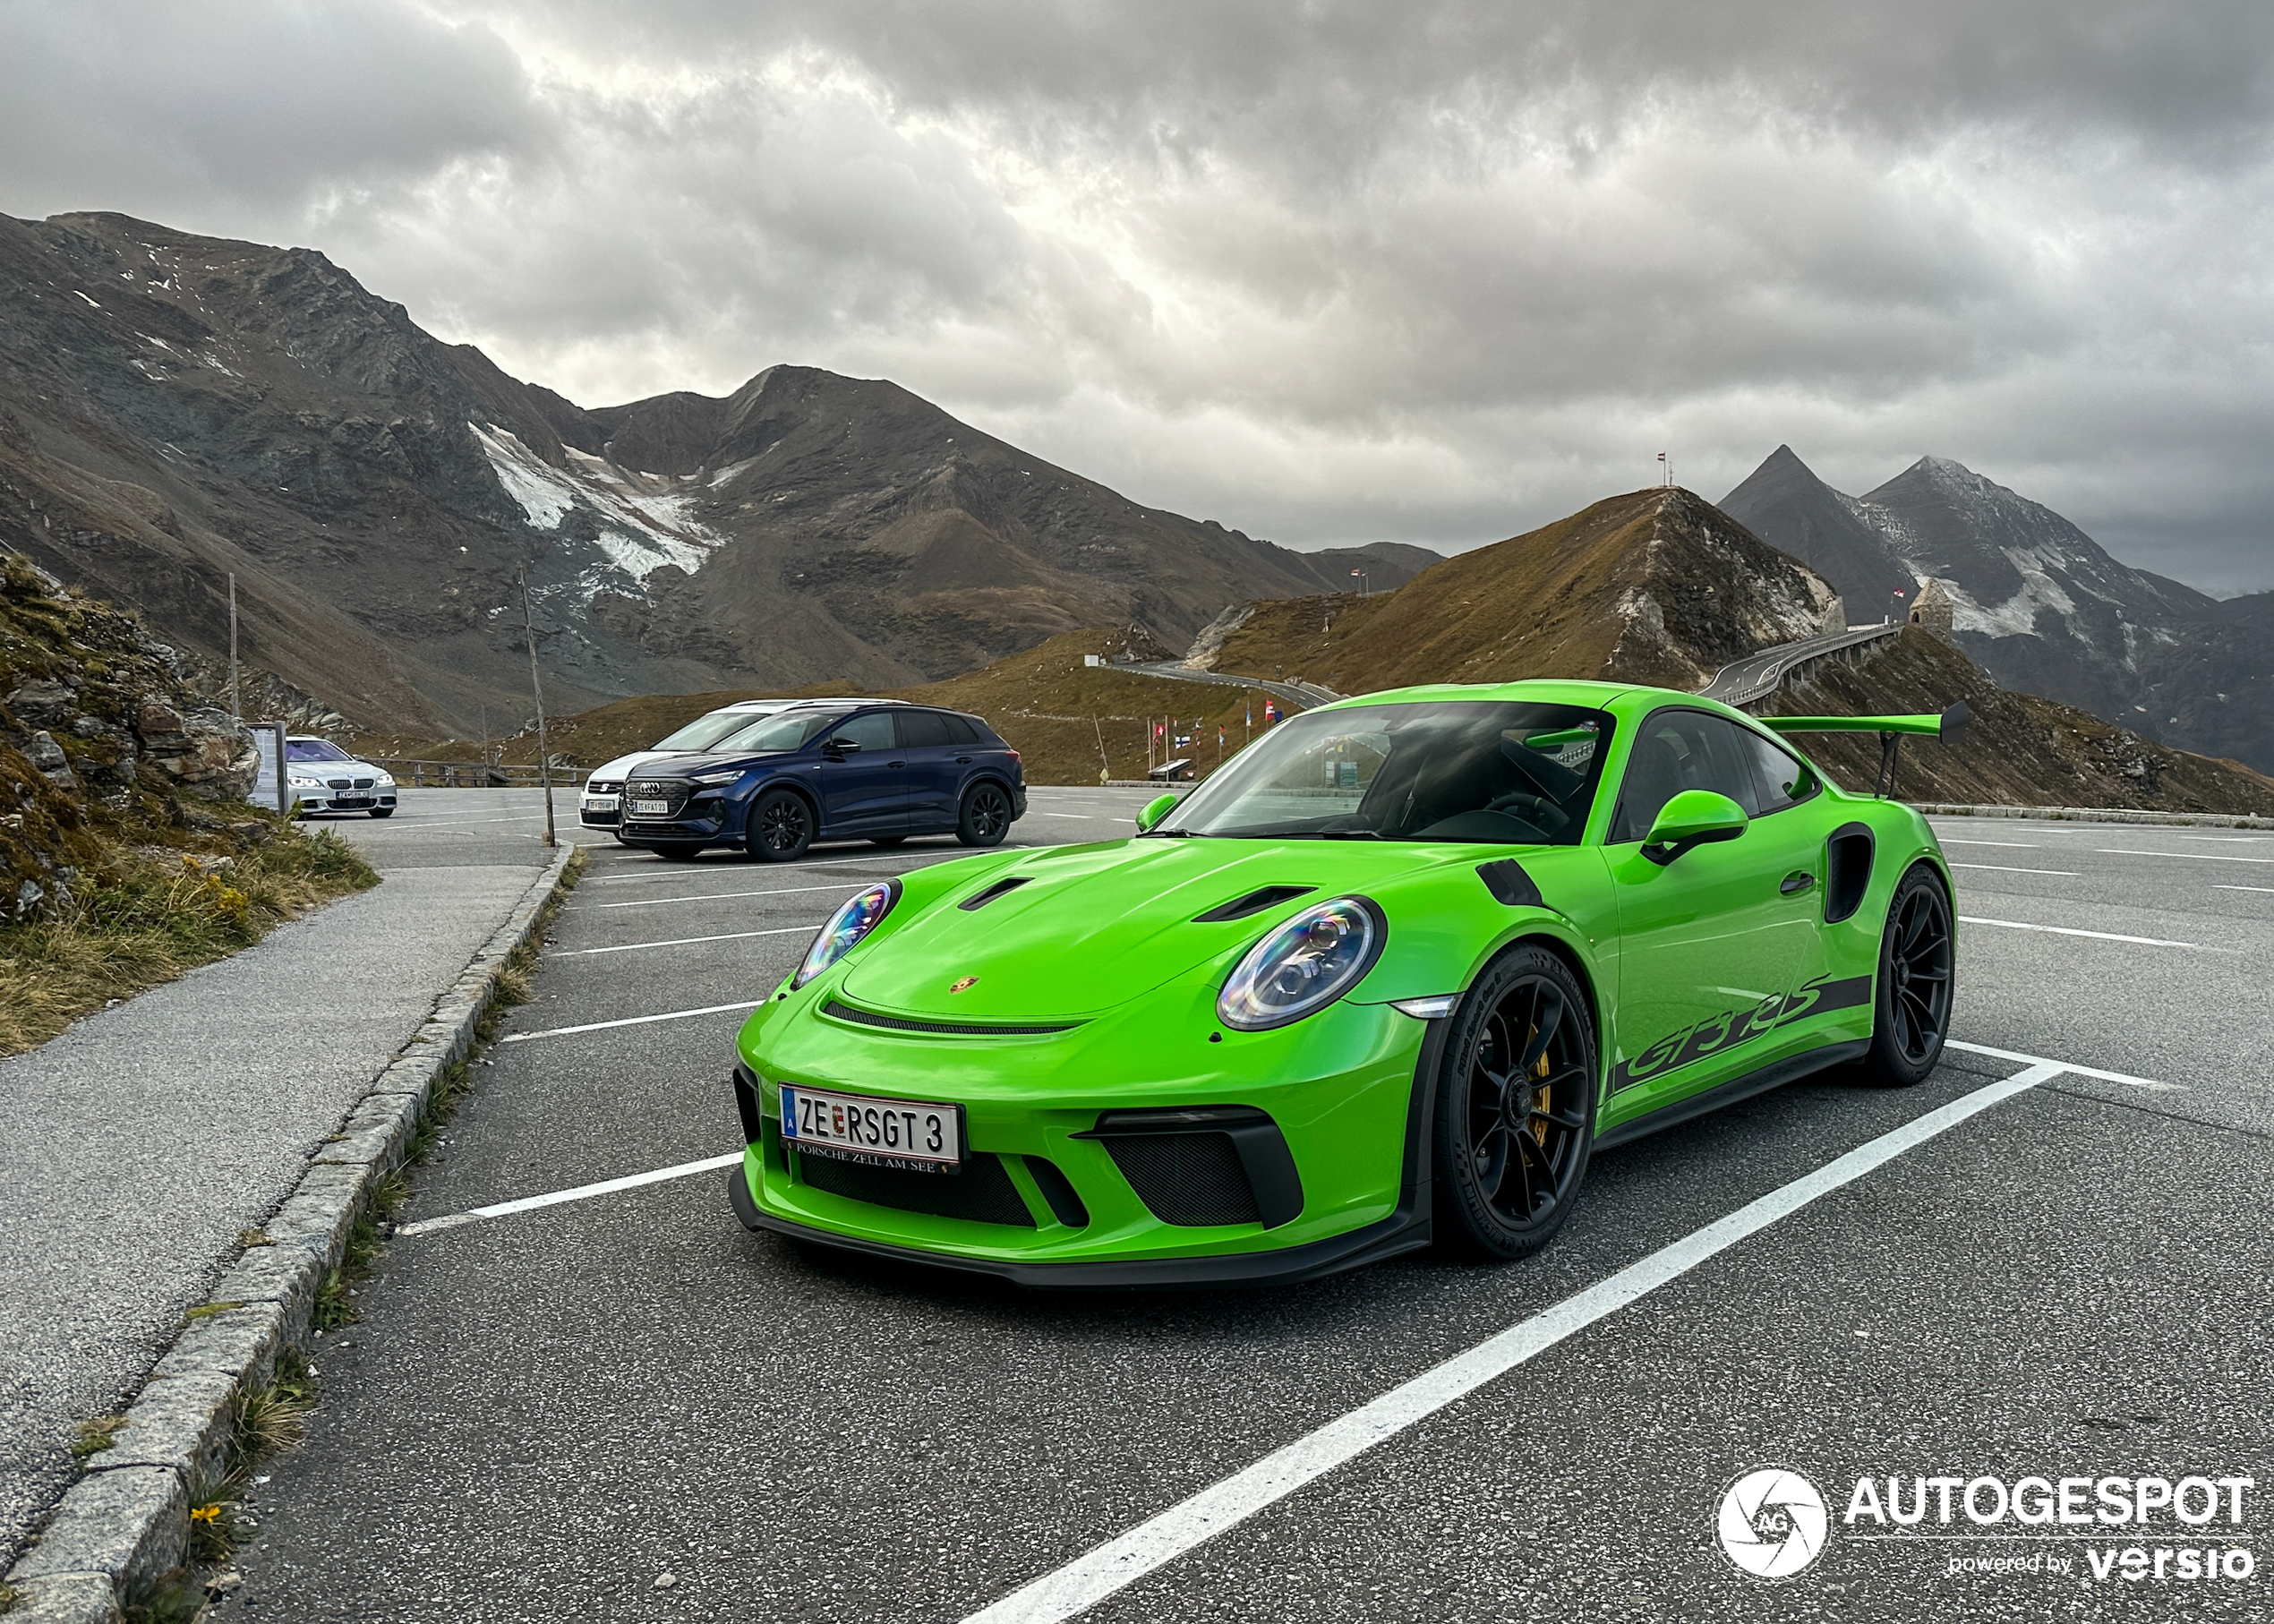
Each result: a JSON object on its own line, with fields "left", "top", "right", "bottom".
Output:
{"left": 1825, "top": 822, "right": 1876, "bottom": 924}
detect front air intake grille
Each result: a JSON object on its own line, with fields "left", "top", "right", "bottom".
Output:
{"left": 797, "top": 1150, "right": 1035, "bottom": 1227}
{"left": 586, "top": 780, "right": 621, "bottom": 794}
{"left": 626, "top": 779, "right": 690, "bottom": 817}
{"left": 821, "top": 1000, "right": 1077, "bottom": 1037}
{"left": 1104, "top": 1133, "right": 1262, "bottom": 1227}
{"left": 353, "top": 777, "right": 375, "bottom": 789}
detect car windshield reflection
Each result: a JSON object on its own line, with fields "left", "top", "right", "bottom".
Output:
{"left": 1154, "top": 700, "right": 1614, "bottom": 846}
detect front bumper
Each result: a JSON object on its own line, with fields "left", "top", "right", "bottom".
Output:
{"left": 731, "top": 982, "right": 1443, "bottom": 1286}
{"left": 295, "top": 789, "right": 396, "bottom": 813}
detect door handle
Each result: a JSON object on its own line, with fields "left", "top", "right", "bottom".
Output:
{"left": 955, "top": 756, "right": 972, "bottom": 765}
{"left": 887, "top": 760, "right": 905, "bottom": 769}
{"left": 1780, "top": 870, "right": 1815, "bottom": 895}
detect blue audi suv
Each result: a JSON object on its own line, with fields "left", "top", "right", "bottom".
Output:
{"left": 616, "top": 702, "right": 1026, "bottom": 861}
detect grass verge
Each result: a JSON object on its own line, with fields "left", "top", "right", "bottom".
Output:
{"left": 0, "top": 825, "right": 378, "bottom": 1056}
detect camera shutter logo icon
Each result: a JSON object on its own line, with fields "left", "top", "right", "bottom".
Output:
{"left": 1717, "top": 1468, "right": 1829, "bottom": 1578}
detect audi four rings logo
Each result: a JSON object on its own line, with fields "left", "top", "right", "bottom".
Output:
{"left": 1719, "top": 1468, "right": 1830, "bottom": 1578}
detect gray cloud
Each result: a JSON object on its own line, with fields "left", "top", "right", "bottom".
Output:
{"left": 3, "top": 1, "right": 2271, "bottom": 591}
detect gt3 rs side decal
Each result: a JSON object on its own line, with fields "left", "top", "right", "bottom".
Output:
{"left": 1610, "top": 973, "right": 1872, "bottom": 1094}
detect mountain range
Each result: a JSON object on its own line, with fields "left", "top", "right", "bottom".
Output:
{"left": 1721, "top": 447, "right": 2273, "bottom": 772}
{"left": 0, "top": 211, "right": 1434, "bottom": 737}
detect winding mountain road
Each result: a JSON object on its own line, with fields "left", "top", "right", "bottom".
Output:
{"left": 1697, "top": 621, "right": 1902, "bottom": 707}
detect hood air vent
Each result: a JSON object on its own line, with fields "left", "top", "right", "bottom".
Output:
{"left": 959, "top": 876, "right": 1032, "bottom": 911}
{"left": 1193, "top": 885, "right": 1316, "bottom": 923}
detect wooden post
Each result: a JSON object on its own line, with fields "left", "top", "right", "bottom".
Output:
{"left": 519, "top": 571, "right": 556, "bottom": 848}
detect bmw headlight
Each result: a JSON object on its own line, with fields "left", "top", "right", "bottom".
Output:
{"left": 792, "top": 879, "right": 901, "bottom": 989}
{"left": 1217, "top": 895, "right": 1386, "bottom": 1031}
{"left": 288, "top": 774, "right": 322, "bottom": 789}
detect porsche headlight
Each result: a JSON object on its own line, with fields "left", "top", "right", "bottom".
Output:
{"left": 1217, "top": 895, "right": 1386, "bottom": 1031}
{"left": 792, "top": 880, "right": 900, "bottom": 989}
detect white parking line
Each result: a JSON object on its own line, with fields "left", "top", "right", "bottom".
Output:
{"left": 1938, "top": 839, "right": 2041, "bottom": 849}
{"left": 549, "top": 925, "right": 819, "bottom": 956}
{"left": 394, "top": 1153, "right": 743, "bottom": 1238}
{"left": 585, "top": 849, "right": 1022, "bottom": 885}
{"left": 1947, "top": 863, "right": 2079, "bottom": 876}
{"left": 1944, "top": 1040, "right": 2181, "bottom": 1090}
{"left": 1958, "top": 915, "right": 2208, "bottom": 950}
{"left": 2097, "top": 848, "right": 2274, "bottom": 865}
{"left": 1035, "top": 812, "right": 1106, "bottom": 820}
{"left": 2215, "top": 885, "right": 2274, "bottom": 895}
{"left": 499, "top": 1001, "right": 762, "bottom": 1043}
{"left": 960, "top": 1062, "right": 2067, "bottom": 1624}
{"left": 401, "top": 815, "right": 548, "bottom": 829}
{"left": 589, "top": 883, "right": 861, "bottom": 910}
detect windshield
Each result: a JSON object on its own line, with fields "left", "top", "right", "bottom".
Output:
{"left": 710, "top": 709, "right": 851, "bottom": 755}
{"left": 1157, "top": 700, "right": 1615, "bottom": 845}
{"left": 286, "top": 739, "right": 353, "bottom": 763}
{"left": 651, "top": 705, "right": 789, "bottom": 752}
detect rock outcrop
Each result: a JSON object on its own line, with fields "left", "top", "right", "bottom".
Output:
{"left": 1, "top": 551, "right": 257, "bottom": 921}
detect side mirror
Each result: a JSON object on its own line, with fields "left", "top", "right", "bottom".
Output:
{"left": 1642, "top": 790, "right": 1748, "bottom": 866}
{"left": 1136, "top": 791, "right": 1179, "bottom": 833}
{"left": 823, "top": 736, "right": 862, "bottom": 759}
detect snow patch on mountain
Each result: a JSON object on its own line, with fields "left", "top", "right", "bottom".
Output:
{"left": 471, "top": 422, "right": 725, "bottom": 598}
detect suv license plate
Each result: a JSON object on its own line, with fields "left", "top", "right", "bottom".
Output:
{"left": 628, "top": 798, "right": 670, "bottom": 816}
{"left": 782, "top": 1084, "right": 962, "bottom": 1171}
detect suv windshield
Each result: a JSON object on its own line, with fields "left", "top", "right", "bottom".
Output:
{"left": 286, "top": 739, "right": 354, "bottom": 763}
{"left": 712, "top": 709, "right": 851, "bottom": 755}
{"left": 651, "top": 705, "right": 787, "bottom": 752}
{"left": 1156, "top": 700, "right": 1615, "bottom": 845}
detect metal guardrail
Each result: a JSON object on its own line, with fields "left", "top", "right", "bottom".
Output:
{"left": 376, "top": 759, "right": 591, "bottom": 789}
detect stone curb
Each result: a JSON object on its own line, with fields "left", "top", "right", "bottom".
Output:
{"left": 3, "top": 843, "right": 579, "bottom": 1618}
{"left": 1914, "top": 802, "right": 2274, "bottom": 830}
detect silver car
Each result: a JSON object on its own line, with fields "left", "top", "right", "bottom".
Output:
{"left": 278, "top": 737, "right": 398, "bottom": 817}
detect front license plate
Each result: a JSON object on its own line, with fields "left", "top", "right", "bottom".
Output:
{"left": 583, "top": 794, "right": 619, "bottom": 812}
{"left": 628, "top": 797, "right": 671, "bottom": 816}
{"left": 782, "top": 1084, "right": 962, "bottom": 1171}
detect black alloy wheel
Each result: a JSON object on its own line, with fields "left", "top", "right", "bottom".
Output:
{"left": 956, "top": 782, "right": 1013, "bottom": 847}
{"left": 747, "top": 788, "right": 816, "bottom": 862}
{"left": 1433, "top": 944, "right": 1597, "bottom": 1260}
{"left": 1860, "top": 863, "right": 1953, "bottom": 1087}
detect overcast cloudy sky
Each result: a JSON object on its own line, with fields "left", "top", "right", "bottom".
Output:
{"left": 5, "top": 1, "right": 2271, "bottom": 591}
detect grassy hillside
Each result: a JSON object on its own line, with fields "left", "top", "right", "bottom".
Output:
{"left": 1209, "top": 487, "right": 1834, "bottom": 694}
{"left": 893, "top": 628, "right": 1284, "bottom": 784}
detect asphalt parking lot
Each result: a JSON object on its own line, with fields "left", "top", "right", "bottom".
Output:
{"left": 213, "top": 791, "right": 2270, "bottom": 1622}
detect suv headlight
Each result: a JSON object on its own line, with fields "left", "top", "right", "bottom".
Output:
{"left": 792, "top": 880, "right": 901, "bottom": 989}
{"left": 690, "top": 767, "right": 746, "bottom": 786}
{"left": 1217, "top": 895, "right": 1386, "bottom": 1030}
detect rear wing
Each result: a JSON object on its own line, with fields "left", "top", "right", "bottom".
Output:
{"left": 1762, "top": 703, "right": 1969, "bottom": 798}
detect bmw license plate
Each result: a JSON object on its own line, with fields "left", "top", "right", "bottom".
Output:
{"left": 628, "top": 797, "right": 670, "bottom": 816}
{"left": 782, "top": 1084, "right": 962, "bottom": 1172}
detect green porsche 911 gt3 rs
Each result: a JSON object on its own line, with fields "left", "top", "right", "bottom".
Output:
{"left": 726, "top": 679, "right": 1961, "bottom": 1286}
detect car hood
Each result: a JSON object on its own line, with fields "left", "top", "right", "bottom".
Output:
{"left": 588, "top": 752, "right": 660, "bottom": 782}
{"left": 291, "top": 759, "right": 385, "bottom": 778}
{"left": 838, "top": 835, "right": 1531, "bottom": 1021}
{"left": 628, "top": 748, "right": 795, "bottom": 778}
